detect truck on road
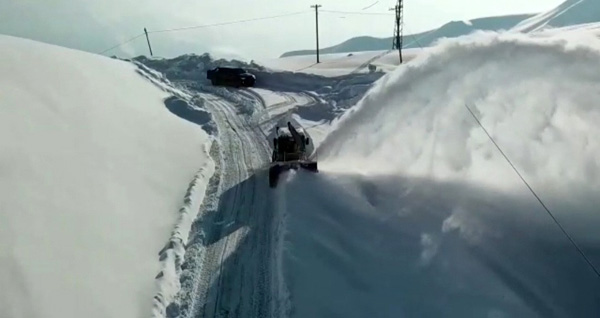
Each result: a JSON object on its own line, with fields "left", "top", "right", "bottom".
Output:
{"left": 206, "top": 67, "right": 256, "bottom": 88}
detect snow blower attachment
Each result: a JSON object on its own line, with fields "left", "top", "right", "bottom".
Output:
{"left": 269, "top": 121, "right": 318, "bottom": 188}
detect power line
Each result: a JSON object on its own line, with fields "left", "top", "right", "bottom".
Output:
{"left": 405, "top": 26, "right": 425, "bottom": 50}
{"left": 98, "top": 10, "right": 311, "bottom": 55}
{"left": 149, "top": 11, "right": 311, "bottom": 34}
{"left": 98, "top": 33, "right": 145, "bottom": 55}
{"left": 405, "top": 25, "right": 440, "bottom": 51}
{"left": 409, "top": 34, "right": 424, "bottom": 50}
{"left": 464, "top": 103, "right": 600, "bottom": 279}
{"left": 320, "top": 9, "right": 394, "bottom": 16}
{"left": 362, "top": 1, "right": 380, "bottom": 10}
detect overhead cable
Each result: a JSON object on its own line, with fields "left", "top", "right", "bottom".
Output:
{"left": 465, "top": 103, "right": 600, "bottom": 279}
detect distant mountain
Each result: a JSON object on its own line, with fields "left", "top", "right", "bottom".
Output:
{"left": 281, "top": 14, "right": 533, "bottom": 58}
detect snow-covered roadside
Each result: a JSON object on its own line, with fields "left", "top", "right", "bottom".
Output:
{"left": 0, "top": 35, "right": 213, "bottom": 318}
{"left": 152, "top": 144, "right": 215, "bottom": 317}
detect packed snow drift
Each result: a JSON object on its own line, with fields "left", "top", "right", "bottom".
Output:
{"left": 0, "top": 35, "right": 214, "bottom": 318}
{"left": 281, "top": 30, "right": 600, "bottom": 317}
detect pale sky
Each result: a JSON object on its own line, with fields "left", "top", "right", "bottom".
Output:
{"left": 0, "top": 0, "right": 564, "bottom": 60}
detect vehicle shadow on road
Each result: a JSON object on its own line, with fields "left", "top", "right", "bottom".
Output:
{"left": 198, "top": 169, "right": 269, "bottom": 247}
{"left": 179, "top": 167, "right": 276, "bottom": 317}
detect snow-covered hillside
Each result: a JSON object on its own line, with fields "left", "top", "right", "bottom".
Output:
{"left": 513, "top": 0, "right": 600, "bottom": 32}
{"left": 0, "top": 35, "right": 214, "bottom": 318}
{"left": 280, "top": 30, "right": 600, "bottom": 317}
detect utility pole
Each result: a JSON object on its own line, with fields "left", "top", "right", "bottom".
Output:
{"left": 310, "top": 4, "right": 322, "bottom": 63}
{"left": 144, "top": 28, "right": 154, "bottom": 57}
{"left": 389, "top": 0, "right": 404, "bottom": 64}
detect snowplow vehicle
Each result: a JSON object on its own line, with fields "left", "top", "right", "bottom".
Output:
{"left": 269, "top": 121, "right": 318, "bottom": 188}
{"left": 206, "top": 66, "right": 256, "bottom": 87}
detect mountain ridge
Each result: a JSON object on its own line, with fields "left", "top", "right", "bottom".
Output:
{"left": 281, "top": 14, "right": 533, "bottom": 57}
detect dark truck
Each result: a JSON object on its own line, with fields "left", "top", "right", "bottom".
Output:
{"left": 206, "top": 67, "right": 256, "bottom": 87}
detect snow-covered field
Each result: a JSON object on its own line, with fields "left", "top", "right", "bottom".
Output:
{"left": 259, "top": 48, "right": 423, "bottom": 77}
{"left": 0, "top": 35, "right": 214, "bottom": 318}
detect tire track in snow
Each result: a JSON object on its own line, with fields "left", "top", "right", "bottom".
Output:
{"left": 213, "top": 98, "right": 277, "bottom": 318}
{"left": 206, "top": 99, "right": 252, "bottom": 317}
{"left": 250, "top": 90, "right": 321, "bottom": 134}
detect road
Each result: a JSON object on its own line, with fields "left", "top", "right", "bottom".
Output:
{"left": 170, "top": 86, "right": 297, "bottom": 318}
{"left": 132, "top": 61, "right": 381, "bottom": 318}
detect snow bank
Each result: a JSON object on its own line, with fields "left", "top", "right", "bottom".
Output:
{"left": 0, "top": 35, "right": 213, "bottom": 318}
{"left": 281, "top": 30, "right": 600, "bottom": 318}
{"left": 153, "top": 157, "right": 215, "bottom": 317}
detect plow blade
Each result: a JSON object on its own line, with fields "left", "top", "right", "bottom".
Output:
{"left": 299, "top": 161, "right": 318, "bottom": 172}
{"left": 268, "top": 161, "right": 318, "bottom": 188}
